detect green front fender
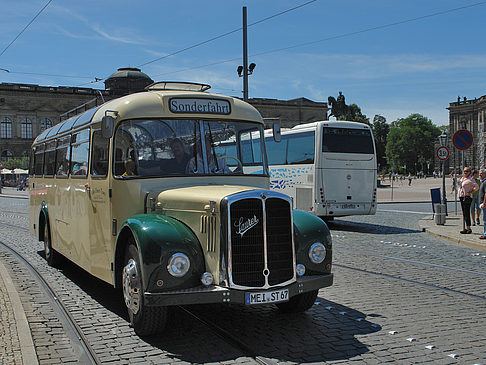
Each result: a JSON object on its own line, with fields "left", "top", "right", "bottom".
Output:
{"left": 293, "top": 209, "right": 332, "bottom": 275}
{"left": 115, "top": 214, "right": 205, "bottom": 293}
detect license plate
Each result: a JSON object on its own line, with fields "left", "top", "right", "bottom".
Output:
{"left": 245, "top": 289, "right": 289, "bottom": 305}
{"left": 341, "top": 204, "right": 356, "bottom": 209}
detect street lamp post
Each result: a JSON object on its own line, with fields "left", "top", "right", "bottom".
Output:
{"left": 438, "top": 131, "right": 448, "bottom": 215}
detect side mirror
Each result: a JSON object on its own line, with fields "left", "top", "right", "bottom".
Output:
{"left": 101, "top": 115, "right": 114, "bottom": 139}
{"left": 272, "top": 122, "right": 281, "bottom": 143}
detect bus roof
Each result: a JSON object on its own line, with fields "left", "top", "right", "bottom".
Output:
{"left": 290, "top": 120, "right": 371, "bottom": 131}
{"left": 33, "top": 83, "right": 264, "bottom": 145}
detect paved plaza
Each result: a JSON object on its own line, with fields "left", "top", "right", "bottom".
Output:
{"left": 0, "top": 183, "right": 485, "bottom": 364}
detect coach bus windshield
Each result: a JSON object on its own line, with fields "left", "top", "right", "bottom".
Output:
{"left": 113, "top": 119, "right": 267, "bottom": 177}
{"left": 322, "top": 127, "right": 374, "bottom": 154}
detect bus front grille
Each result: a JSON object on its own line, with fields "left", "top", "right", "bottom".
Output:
{"left": 228, "top": 193, "right": 294, "bottom": 289}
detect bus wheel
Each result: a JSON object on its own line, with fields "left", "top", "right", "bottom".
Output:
{"left": 276, "top": 290, "right": 318, "bottom": 313}
{"left": 44, "top": 222, "right": 61, "bottom": 267}
{"left": 122, "top": 241, "right": 168, "bottom": 336}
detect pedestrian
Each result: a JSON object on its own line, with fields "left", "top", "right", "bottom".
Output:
{"left": 471, "top": 169, "right": 481, "bottom": 225}
{"left": 458, "top": 167, "right": 479, "bottom": 234}
{"left": 408, "top": 173, "right": 412, "bottom": 186}
{"left": 478, "top": 169, "right": 486, "bottom": 239}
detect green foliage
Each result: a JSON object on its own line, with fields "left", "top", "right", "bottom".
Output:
{"left": 1, "top": 157, "right": 29, "bottom": 170}
{"left": 385, "top": 114, "right": 441, "bottom": 174}
{"left": 372, "top": 115, "right": 389, "bottom": 171}
{"left": 346, "top": 104, "right": 370, "bottom": 125}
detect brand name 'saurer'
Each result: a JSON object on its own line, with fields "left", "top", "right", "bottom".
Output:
{"left": 234, "top": 215, "right": 259, "bottom": 237}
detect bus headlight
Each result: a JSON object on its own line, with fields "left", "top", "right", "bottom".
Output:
{"left": 308, "top": 242, "right": 326, "bottom": 264}
{"left": 167, "top": 253, "right": 190, "bottom": 277}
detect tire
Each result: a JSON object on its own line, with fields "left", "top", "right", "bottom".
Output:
{"left": 276, "top": 289, "right": 318, "bottom": 313}
{"left": 44, "top": 220, "right": 61, "bottom": 267}
{"left": 122, "top": 240, "right": 168, "bottom": 336}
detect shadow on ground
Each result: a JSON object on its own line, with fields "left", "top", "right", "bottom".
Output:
{"left": 326, "top": 219, "right": 421, "bottom": 235}
{"left": 38, "top": 250, "right": 381, "bottom": 363}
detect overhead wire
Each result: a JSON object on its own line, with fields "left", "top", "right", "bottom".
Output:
{"left": 136, "top": 0, "right": 318, "bottom": 68}
{"left": 150, "top": 0, "right": 486, "bottom": 78}
{"left": 0, "top": 0, "right": 54, "bottom": 59}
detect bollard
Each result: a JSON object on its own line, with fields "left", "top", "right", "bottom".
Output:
{"left": 434, "top": 203, "right": 446, "bottom": 225}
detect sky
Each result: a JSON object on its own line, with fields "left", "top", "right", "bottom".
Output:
{"left": 1, "top": 0, "right": 486, "bottom": 126}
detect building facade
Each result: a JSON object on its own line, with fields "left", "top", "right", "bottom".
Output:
{"left": 0, "top": 69, "right": 328, "bottom": 163}
{"left": 447, "top": 95, "right": 486, "bottom": 173}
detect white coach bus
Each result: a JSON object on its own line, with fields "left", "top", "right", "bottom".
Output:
{"left": 266, "top": 121, "right": 377, "bottom": 220}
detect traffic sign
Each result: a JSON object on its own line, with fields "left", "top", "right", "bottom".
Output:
{"left": 452, "top": 129, "right": 473, "bottom": 150}
{"left": 436, "top": 145, "right": 449, "bottom": 161}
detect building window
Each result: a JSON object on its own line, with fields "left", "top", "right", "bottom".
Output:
{"left": 1, "top": 117, "right": 12, "bottom": 138}
{"left": 1, "top": 150, "right": 13, "bottom": 160}
{"left": 21, "top": 118, "right": 33, "bottom": 139}
{"left": 40, "top": 118, "right": 52, "bottom": 132}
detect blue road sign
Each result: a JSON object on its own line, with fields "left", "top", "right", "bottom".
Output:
{"left": 452, "top": 129, "right": 473, "bottom": 150}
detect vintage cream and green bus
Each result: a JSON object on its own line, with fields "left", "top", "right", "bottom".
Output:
{"left": 29, "top": 82, "right": 333, "bottom": 336}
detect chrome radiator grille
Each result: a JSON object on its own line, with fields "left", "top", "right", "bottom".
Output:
{"left": 227, "top": 192, "right": 295, "bottom": 289}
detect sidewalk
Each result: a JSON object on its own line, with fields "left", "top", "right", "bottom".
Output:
{"left": 0, "top": 186, "right": 29, "bottom": 199}
{"left": 377, "top": 176, "right": 454, "bottom": 203}
{"left": 377, "top": 176, "right": 486, "bottom": 249}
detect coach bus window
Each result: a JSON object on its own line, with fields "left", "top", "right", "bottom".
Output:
{"left": 55, "top": 135, "right": 71, "bottom": 177}
{"left": 266, "top": 137, "right": 287, "bottom": 165}
{"left": 323, "top": 127, "right": 374, "bottom": 154}
{"left": 287, "top": 131, "right": 315, "bottom": 164}
{"left": 71, "top": 129, "right": 90, "bottom": 177}
{"left": 240, "top": 130, "right": 263, "bottom": 165}
{"left": 44, "top": 141, "right": 57, "bottom": 176}
{"left": 34, "top": 144, "right": 45, "bottom": 176}
{"left": 91, "top": 130, "right": 109, "bottom": 177}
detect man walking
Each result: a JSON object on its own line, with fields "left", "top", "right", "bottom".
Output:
{"left": 478, "top": 169, "right": 486, "bottom": 239}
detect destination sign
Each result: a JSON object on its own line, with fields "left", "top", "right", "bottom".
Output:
{"left": 169, "top": 98, "right": 231, "bottom": 115}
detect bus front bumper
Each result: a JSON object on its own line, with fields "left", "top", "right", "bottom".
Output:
{"left": 144, "top": 273, "right": 333, "bottom": 307}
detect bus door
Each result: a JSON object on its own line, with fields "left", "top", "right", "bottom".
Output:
{"left": 69, "top": 129, "right": 91, "bottom": 269}
{"left": 87, "top": 129, "right": 113, "bottom": 282}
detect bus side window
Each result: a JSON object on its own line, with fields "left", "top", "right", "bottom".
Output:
{"left": 287, "top": 131, "right": 315, "bottom": 165}
{"left": 266, "top": 137, "right": 287, "bottom": 165}
{"left": 71, "top": 129, "right": 90, "bottom": 177}
{"left": 44, "top": 141, "right": 57, "bottom": 176}
{"left": 91, "top": 130, "right": 109, "bottom": 177}
{"left": 34, "top": 144, "right": 45, "bottom": 176}
{"left": 56, "top": 135, "right": 71, "bottom": 177}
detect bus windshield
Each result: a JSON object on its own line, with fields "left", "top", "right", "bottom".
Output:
{"left": 322, "top": 127, "right": 374, "bottom": 154}
{"left": 113, "top": 119, "right": 267, "bottom": 177}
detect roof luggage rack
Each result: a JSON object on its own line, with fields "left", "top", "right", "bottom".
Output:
{"left": 145, "top": 81, "right": 211, "bottom": 92}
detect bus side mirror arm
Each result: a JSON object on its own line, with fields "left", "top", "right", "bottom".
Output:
{"left": 273, "top": 122, "right": 281, "bottom": 143}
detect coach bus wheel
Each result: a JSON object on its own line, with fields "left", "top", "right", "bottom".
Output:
{"left": 123, "top": 240, "right": 168, "bottom": 336}
{"left": 276, "top": 289, "right": 318, "bottom": 313}
{"left": 44, "top": 222, "right": 61, "bottom": 267}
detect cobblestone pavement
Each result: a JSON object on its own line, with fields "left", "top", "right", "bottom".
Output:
{"left": 0, "top": 196, "right": 485, "bottom": 364}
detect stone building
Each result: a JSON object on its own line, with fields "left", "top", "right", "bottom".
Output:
{"left": 447, "top": 95, "right": 486, "bottom": 172}
{"left": 0, "top": 67, "right": 328, "bottom": 162}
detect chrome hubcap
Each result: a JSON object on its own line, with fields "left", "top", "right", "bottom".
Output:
{"left": 122, "top": 259, "right": 141, "bottom": 314}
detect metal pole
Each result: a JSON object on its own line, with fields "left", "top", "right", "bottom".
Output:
{"left": 442, "top": 160, "right": 447, "bottom": 215}
{"left": 454, "top": 148, "right": 457, "bottom": 215}
{"left": 242, "top": 6, "right": 249, "bottom": 102}
{"left": 462, "top": 150, "right": 465, "bottom": 230}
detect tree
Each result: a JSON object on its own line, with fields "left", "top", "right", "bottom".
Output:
{"left": 347, "top": 104, "right": 370, "bottom": 125}
{"left": 372, "top": 115, "right": 389, "bottom": 171}
{"left": 1, "top": 157, "right": 29, "bottom": 170}
{"left": 385, "top": 114, "right": 441, "bottom": 174}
